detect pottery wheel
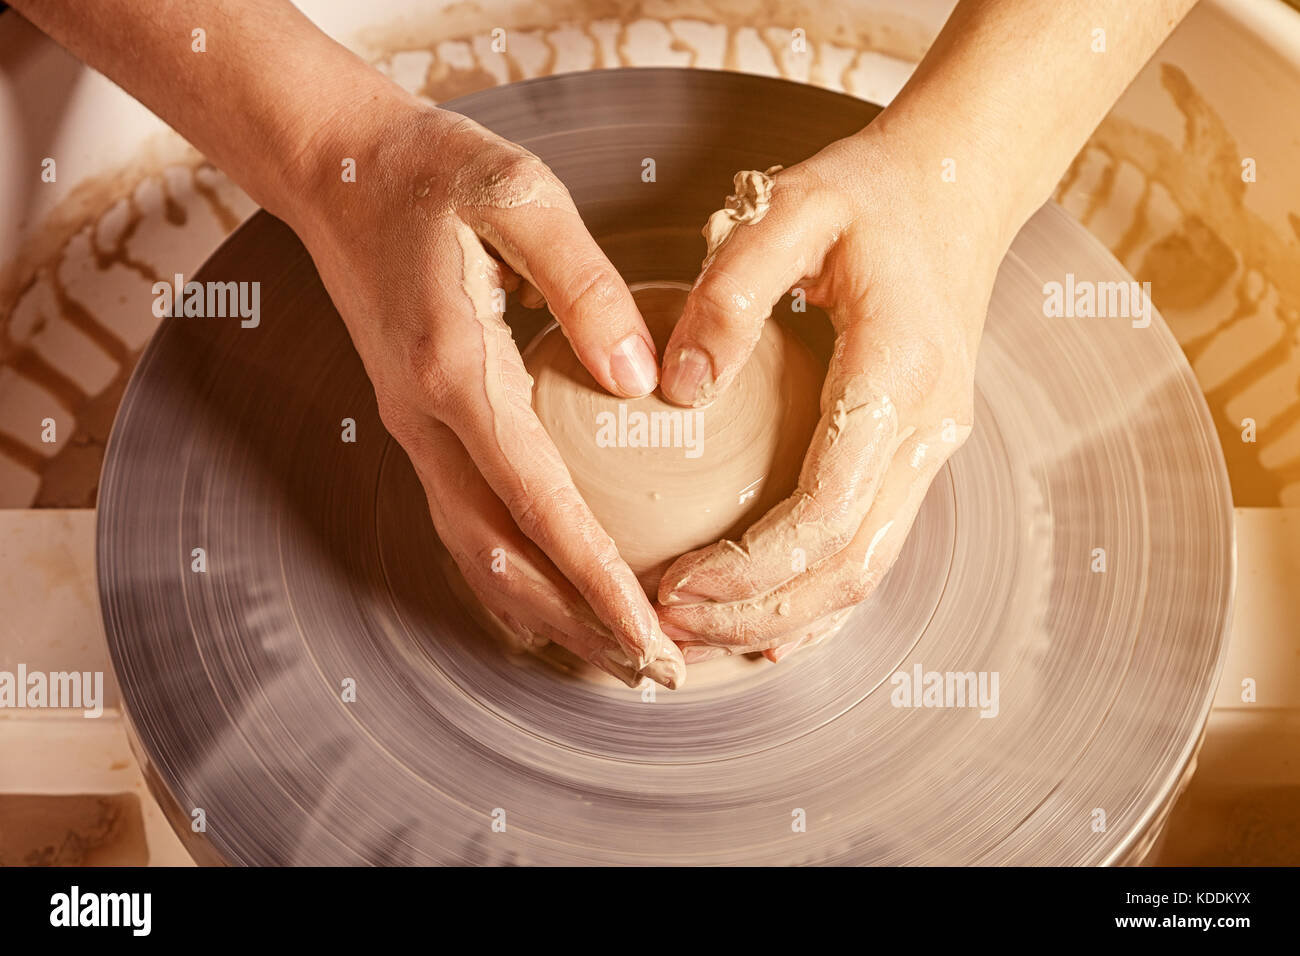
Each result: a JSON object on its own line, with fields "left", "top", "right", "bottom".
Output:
{"left": 97, "top": 69, "right": 1233, "bottom": 865}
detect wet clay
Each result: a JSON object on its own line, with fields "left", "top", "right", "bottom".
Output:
{"left": 524, "top": 282, "right": 823, "bottom": 596}
{"left": 701, "top": 165, "right": 782, "bottom": 262}
{"left": 451, "top": 224, "right": 682, "bottom": 685}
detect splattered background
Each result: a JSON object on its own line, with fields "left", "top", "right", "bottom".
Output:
{"left": 1, "top": 0, "right": 1298, "bottom": 508}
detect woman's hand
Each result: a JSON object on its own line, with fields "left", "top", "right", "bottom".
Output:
{"left": 656, "top": 126, "right": 1009, "bottom": 662}
{"left": 287, "top": 91, "right": 684, "bottom": 688}
{"left": 9, "top": 0, "right": 1196, "bottom": 683}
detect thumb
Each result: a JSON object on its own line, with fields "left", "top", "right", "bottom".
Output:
{"left": 661, "top": 177, "right": 824, "bottom": 407}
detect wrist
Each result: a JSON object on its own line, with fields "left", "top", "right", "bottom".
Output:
{"left": 839, "top": 118, "right": 1018, "bottom": 275}
{"left": 251, "top": 51, "right": 416, "bottom": 236}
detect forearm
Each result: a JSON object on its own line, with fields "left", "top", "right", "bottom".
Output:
{"left": 10, "top": 0, "right": 397, "bottom": 226}
{"left": 873, "top": 0, "right": 1197, "bottom": 247}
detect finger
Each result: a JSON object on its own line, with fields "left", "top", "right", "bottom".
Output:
{"left": 464, "top": 198, "right": 659, "bottom": 399}
{"left": 762, "top": 607, "right": 854, "bottom": 662}
{"left": 405, "top": 418, "right": 621, "bottom": 674}
{"left": 519, "top": 280, "right": 545, "bottom": 310}
{"left": 660, "top": 170, "right": 831, "bottom": 406}
{"left": 666, "top": 609, "right": 849, "bottom": 662}
{"left": 488, "top": 257, "right": 522, "bottom": 294}
{"left": 658, "top": 430, "right": 952, "bottom": 652}
{"left": 678, "top": 609, "right": 849, "bottom": 664}
{"left": 661, "top": 320, "right": 934, "bottom": 606}
{"left": 678, "top": 642, "right": 730, "bottom": 665}
{"left": 401, "top": 415, "right": 685, "bottom": 688}
{"left": 438, "top": 222, "right": 670, "bottom": 674}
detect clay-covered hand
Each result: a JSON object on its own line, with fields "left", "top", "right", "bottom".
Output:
{"left": 290, "top": 92, "right": 684, "bottom": 688}
{"left": 656, "top": 126, "right": 1008, "bottom": 661}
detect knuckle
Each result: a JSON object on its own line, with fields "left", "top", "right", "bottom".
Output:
{"left": 820, "top": 524, "right": 858, "bottom": 556}
{"left": 724, "top": 604, "right": 768, "bottom": 648}
{"left": 500, "top": 150, "right": 549, "bottom": 182}
{"left": 500, "top": 479, "right": 561, "bottom": 539}
{"left": 479, "top": 149, "right": 554, "bottom": 199}
{"left": 404, "top": 334, "right": 477, "bottom": 418}
{"left": 791, "top": 489, "right": 858, "bottom": 552}
{"left": 840, "top": 571, "right": 878, "bottom": 606}
{"left": 553, "top": 259, "right": 622, "bottom": 319}
{"left": 692, "top": 269, "right": 764, "bottom": 328}
{"left": 892, "top": 334, "right": 947, "bottom": 409}
{"left": 376, "top": 394, "right": 417, "bottom": 443}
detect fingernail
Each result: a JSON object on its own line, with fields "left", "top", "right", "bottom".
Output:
{"left": 642, "top": 654, "right": 686, "bottom": 690}
{"left": 764, "top": 641, "right": 802, "bottom": 663}
{"left": 609, "top": 334, "right": 658, "bottom": 397}
{"left": 662, "top": 590, "right": 710, "bottom": 606}
{"left": 682, "top": 644, "right": 728, "bottom": 664}
{"left": 662, "top": 347, "right": 714, "bottom": 406}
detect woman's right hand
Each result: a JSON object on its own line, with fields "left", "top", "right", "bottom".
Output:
{"left": 285, "top": 88, "right": 684, "bottom": 689}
